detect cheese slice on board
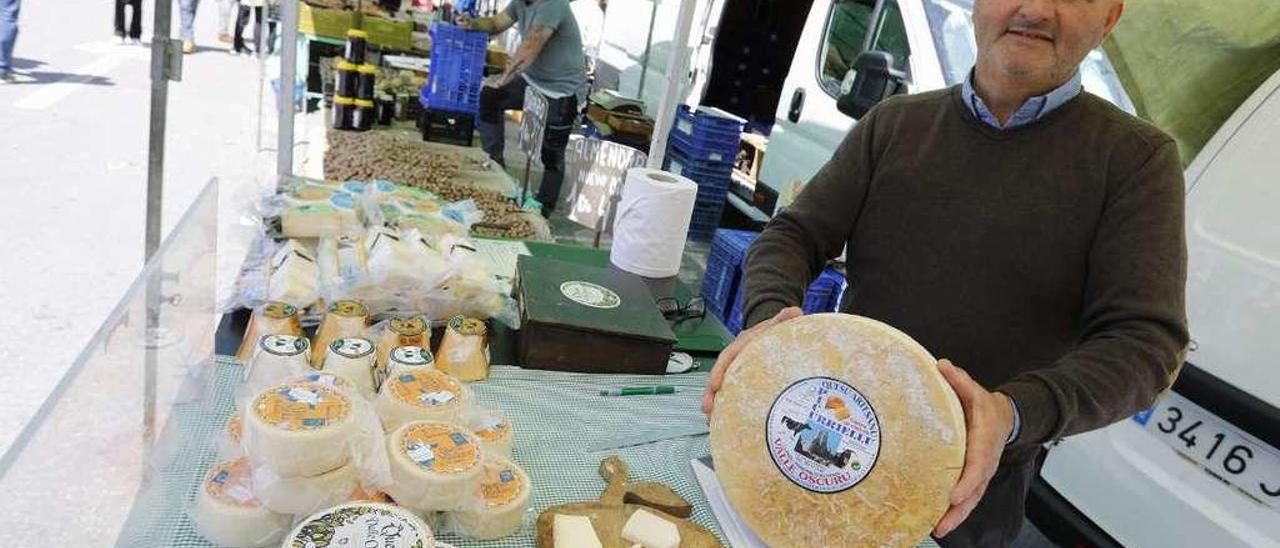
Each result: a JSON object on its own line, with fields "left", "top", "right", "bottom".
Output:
{"left": 709, "top": 313, "right": 965, "bottom": 548}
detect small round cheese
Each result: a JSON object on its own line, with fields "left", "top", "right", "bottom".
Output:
{"left": 709, "top": 314, "right": 965, "bottom": 548}
{"left": 374, "top": 370, "right": 466, "bottom": 431}
{"left": 254, "top": 460, "right": 359, "bottom": 516}
{"left": 464, "top": 408, "right": 514, "bottom": 458}
{"left": 449, "top": 454, "right": 531, "bottom": 539}
{"left": 311, "top": 299, "right": 370, "bottom": 367}
{"left": 388, "top": 345, "right": 435, "bottom": 378}
{"left": 236, "top": 301, "right": 302, "bottom": 362}
{"left": 244, "top": 380, "right": 356, "bottom": 477}
{"left": 246, "top": 334, "right": 312, "bottom": 395}
{"left": 435, "top": 316, "right": 489, "bottom": 382}
{"left": 285, "top": 502, "right": 435, "bottom": 548}
{"left": 323, "top": 337, "right": 377, "bottom": 397}
{"left": 385, "top": 421, "right": 484, "bottom": 512}
{"left": 194, "top": 457, "right": 290, "bottom": 548}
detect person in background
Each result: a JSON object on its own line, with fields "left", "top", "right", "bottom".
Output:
{"left": 217, "top": 0, "right": 239, "bottom": 45}
{"left": 233, "top": 0, "right": 277, "bottom": 56}
{"left": 569, "top": 0, "right": 605, "bottom": 73}
{"left": 180, "top": 0, "right": 200, "bottom": 53}
{"left": 114, "top": 0, "right": 143, "bottom": 46}
{"left": 461, "top": 0, "right": 588, "bottom": 218}
{"left": 0, "top": 0, "right": 16, "bottom": 83}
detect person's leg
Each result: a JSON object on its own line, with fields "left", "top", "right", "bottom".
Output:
{"left": 216, "top": 0, "right": 234, "bottom": 41}
{"left": 180, "top": 0, "right": 199, "bottom": 45}
{"left": 265, "top": 18, "right": 277, "bottom": 55}
{"left": 233, "top": 5, "right": 249, "bottom": 53}
{"left": 535, "top": 94, "right": 579, "bottom": 216}
{"left": 114, "top": 0, "right": 127, "bottom": 38}
{"left": 476, "top": 77, "right": 527, "bottom": 166}
{"left": 128, "top": 0, "right": 142, "bottom": 40}
{"left": 0, "top": 0, "right": 17, "bottom": 78}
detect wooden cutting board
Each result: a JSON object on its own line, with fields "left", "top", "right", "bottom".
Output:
{"left": 535, "top": 456, "right": 722, "bottom": 548}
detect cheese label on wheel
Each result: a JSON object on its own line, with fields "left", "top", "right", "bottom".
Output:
{"left": 448, "top": 316, "right": 487, "bottom": 336}
{"left": 330, "top": 337, "right": 374, "bottom": 359}
{"left": 391, "top": 346, "right": 433, "bottom": 367}
{"left": 263, "top": 301, "right": 298, "bottom": 319}
{"left": 205, "top": 458, "right": 260, "bottom": 508}
{"left": 400, "top": 423, "right": 480, "bottom": 473}
{"left": 329, "top": 299, "right": 368, "bottom": 318}
{"left": 474, "top": 416, "right": 509, "bottom": 442}
{"left": 389, "top": 316, "right": 428, "bottom": 337}
{"left": 253, "top": 384, "right": 350, "bottom": 431}
{"left": 293, "top": 372, "right": 355, "bottom": 392}
{"left": 766, "top": 377, "right": 881, "bottom": 493}
{"left": 259, "top": 334, "right": 308, "bottom": 357}
{"left": 479, "top": 462, "right": 524, "bottom": 506}
{"left": 389, "top": 371, "right": 461, "bottom": 409}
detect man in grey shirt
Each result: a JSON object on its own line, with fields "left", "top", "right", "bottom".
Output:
{"left": 463, "top": 0, "right": 587, "bottom": 217}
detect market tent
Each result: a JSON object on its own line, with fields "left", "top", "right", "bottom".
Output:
{"left": 1103, "top": 0, "right": 1280, "bottom": 166}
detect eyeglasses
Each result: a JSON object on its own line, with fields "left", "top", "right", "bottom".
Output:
{"left": 656, "top": 296, "right": 707, "bottom": 324}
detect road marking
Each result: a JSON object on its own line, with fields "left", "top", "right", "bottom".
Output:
{"left": 13, "top": 54, "right": 129, "bottom": 110}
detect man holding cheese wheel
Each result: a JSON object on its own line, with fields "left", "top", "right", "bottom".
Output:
{"left": 703, "top": 0, "right": 1188, "bottom": 546}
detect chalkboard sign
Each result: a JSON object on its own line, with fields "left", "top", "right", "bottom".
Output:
{"left": 564, "top": 136, "right": 648, "bottom": 233}
{"left": 518, "top": 87, "right": 549, "bottom": 167}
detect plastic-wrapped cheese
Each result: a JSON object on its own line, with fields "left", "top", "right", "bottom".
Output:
{"left": 194, "top": 457, "right": 290, "bottom": 548}
{"left": 236, "top": 301, "right": 302, "bottom": 362}
{"left": 708, "top": 314, "right": 965, "bottom": 548}
{"left": 244, "top": 380, "right": 357, "bottom": 477}
{"left": 279, "top": 191, "right": 362, "bottom": 238}
{"left": 374, "top": 369, "right": 466, "bottom": 431}
{"left": 246, "top": 334, "right": 312, "bottom": 395}
{"left": 253, "top": 460, "right": 359, "bottom": 516}
{"left": 463, "top": 407, "right": 514, "bottom": 458}
{"left": 449, "top": 454, "right": 531, "bottom": 539}
{"left": 388, "top": 345, "right": 435, "bottom": 377}
{"left": 323, "top": 337, "right": 377, "bottom": 398}
{"left": 267, "top": 239, "right": 320, "bottom": 308}
{"left": 385, "top": 421, "right": 484, "bottom": 512}
{"left": 375, "top": 315, "right": 430, "bottom": 373}
{"left": 311, "top": 299, "right": 370, "bottom": 367}
{"left": 219, "top": 413, "right": 245, "bottom": 458}
{"left": 436, "top": 316, "right": 489, "bottom": 382}
{"left": 285, "top": 502, "right": 435, "bottom": 548}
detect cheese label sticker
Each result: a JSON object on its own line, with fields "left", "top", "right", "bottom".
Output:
{"left": 474, "top": 417, "right": 509, "bottom": 441}
{"left": 391, "top": 346, "right": 433, "bottom": 367}
{"left": 206, "top": 458, "right": 260, "bottom": 508}
{"left": 400, "top": 423, "right": 479, "bottom": 474}
{"left": 479, "top": 462, "right": 524, "bottom": 506}
{"left": 766, "top": 377, "right": 881, "bottom": 494}
{"left": 295, "top": 372, "right": 353, "bottom": 392}
{"left": 390, "top": 371, "right": 461, "bottom": 409}
{"left": 330, "top": 299, "right": 369, "bottom": 318}
{"left": 389, "top": 316, "right": 427, "bottom": 336}
{"left": 287, "top": 503, "right": 431, "bottom": 548}
{"left": 448, "top": 316, "right": 488, "bottom": 336}
{"left": 560, "top": 281, "right": 621, "bottom": 309}
{"left": 263, "top": 301, "right": 298, "bottom": 319}
{"left": 260, "top": 334, "right": 309, "bottom": 357}
{"left": 254, "top": 384, "right": 350, "bottom": 431}
{"left": 331, "top": 337, "right": 374, "bottom": 359}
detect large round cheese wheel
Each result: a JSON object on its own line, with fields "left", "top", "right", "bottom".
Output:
{"left": 449, "top": 454, "right": 531, "bottom": 539}
{"left": 323, "top": 337, "right": 377, "bottom": 397}
{"left": 245, "top": 381, "right": 356, "bottom": 477}
{"left": 284, "top": 502, "right": 435, "bottom": 548}
{"left": 194, "top": 457, "right": 290, "bottom": 548}
{"left": 374, "top": 370, "right": 466, "bottom": 431}
{"left": 709, "top": 314, "right": 965, "bottom": 548}
{"left": 254, "top": 460, "right": 359, "bottom": 516}
{"left": 385, "top": 421, "right": 485, "bottom": 512}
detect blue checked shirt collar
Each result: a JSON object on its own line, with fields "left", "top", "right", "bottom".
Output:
{"left": 961, "top": 69, "right": 1082, "bottom": 130}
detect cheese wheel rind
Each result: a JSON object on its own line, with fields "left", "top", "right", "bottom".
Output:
{"left": 244, "top": 381, "right": 357, "bottom": 477}
{"left": 709, "top": 313, "right": 965, "bottom": 548}
{"left": 193, "top": 458, "right": 290, "bottom": 548}
{"left": 385, "top": 421, "right": 485, "bottom": 512}
{"left": 253, "top": 460, "right": 360, "bottom": 516}
{"left": 448, "top": 454, "right": 531, "bottom": 540}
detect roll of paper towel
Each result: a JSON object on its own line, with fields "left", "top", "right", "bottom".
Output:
{"left": 610, "top": 168, "right": 699, "bottom": 278}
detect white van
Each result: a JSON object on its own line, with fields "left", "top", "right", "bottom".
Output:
{"left": 1033, "top": 67, "right": 1280, "bottom": 548}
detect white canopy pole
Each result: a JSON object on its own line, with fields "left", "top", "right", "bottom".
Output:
{"left": 646, "top": 0, "right": 698, "bottom": 169}
{"left": 278, "top": 0, "right": 300, "bottom": 176}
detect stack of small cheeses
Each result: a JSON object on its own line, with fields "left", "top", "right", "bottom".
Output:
{"left": 199, "top": 304, "right": 530, "bottom": 547}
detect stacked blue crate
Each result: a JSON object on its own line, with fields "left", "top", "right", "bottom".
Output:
{"left": 701, "top": 229, "right": 760, "bottom": 321}
{"left": 724, "top": 265, "right": 847, "bottom": 335}
{"left": 420, "top": 23, "right": 487, "bottom": 114}
{"left": 665, "top": 105, "right": 746, "bottom": 241}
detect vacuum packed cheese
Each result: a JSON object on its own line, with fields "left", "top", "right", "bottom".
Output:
{"left": 376, "top": 315, "right": 430, "bottom": 371}
{"left": 194, "top": 457, "right": 290, "bottom": 548}
{"left": 244, "top": 380, "right": 357, "bottom": 477}
{"left": 323, "top": 337, "right": 377, "bottom": 397}
{"left": 449, "top": 454, "right": 531, "bottom": 539}
{"left": 436, "top": 316, "right": 489, "bottom": 381}
{"left": 311, "top": 299, "right": 370, "bottom": 367}
{"left": 246, "top": 334, "right": 312, "bottom": 395}
{"left": 464, "top": 407, "right": 514, "bottom": 458}
{"left": 708, "top": 314, "right": 965, "bottom": 548}
{"left": 279, "top": 191, "right": 363, "bottom": 238}
{"left": 385, "top": 421, "right": 485, "bottom": 512}
{"left": 236, "top": 301, "right": 302, "bottom": 362}
{"left": 388, "top": 345, "right": 435, "bottom": 377}
{"left": 285, "top": 502, "right": 435, "bottom": 548}
{"left": 374, "top": 369, "right": 466, "bottom": 431}
{"left": 253, "top": 460, "right": 359, "bottom": 516}
{"left": 267, "top": 239, "right": 320, "bottom": 308}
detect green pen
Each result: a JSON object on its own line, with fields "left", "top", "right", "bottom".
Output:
{"left": 599, "top": 386, "right": 676, "bottom": 396}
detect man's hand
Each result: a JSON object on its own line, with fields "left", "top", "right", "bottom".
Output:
{"left": 934, "top": 359, "right": 1017, "bottom": 538}
{"left": 702, "top": 307, "right": 804, "bottom": 415}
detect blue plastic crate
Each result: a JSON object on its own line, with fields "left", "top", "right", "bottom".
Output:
{"left": 688, "top": 203, "right": 725, "bottom": 242}
{"left": 670, "top": 104, "right": 746, "bottom": 163}
{"left": 702, "top": 230, "right": 760, "bottom": 321}
{"left": 423, "top": 23, "right": 487, "bottom": 114}
{"left": 665, "top": 148, "right": 733, "bottom": 193}
{"left": 723, "top": 265, "right": 844, "bottom": 335}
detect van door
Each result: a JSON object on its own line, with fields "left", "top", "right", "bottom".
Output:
{"left": 757, "top": 0, "right": 916, "bottom": 210}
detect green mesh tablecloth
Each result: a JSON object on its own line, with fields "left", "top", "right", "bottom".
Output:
{"left": 114, "top": 357, "right": 940, "bottom": 548}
